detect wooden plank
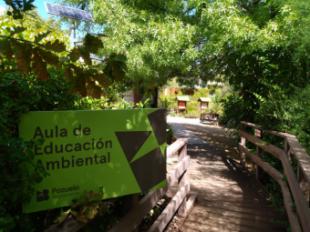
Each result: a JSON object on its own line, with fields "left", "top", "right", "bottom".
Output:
{"left": 240, "top": 121, "right": 310, "bottom": 184}
{"left": 167, "top": 159, "right": 189, "bottom": 197}
{"left": 44, "top": 217, "right": 84, "bottom": 232}
{"left": 178, "top": 193, "right": 197, "bottom": 217}
{"left": 254, "top": 129, "right": 262, "bottom": 138}
{"left": 240, "top": 121, "right": 262, "bottom": 130}
{"left": 239, "top": 144, "right": 302, "bottom": 232}
{"left": 240, "top": 131, "right": 310, "bottom": 232}
{"left": 286, "top": 136, "right": 310, "bottom": 183}
{"left": 148, "top": 183, "right": 190, "bottom": 232}
{"left": 110, "top": 155, "right": 190, "bottom": 232}
{"left": 239, "top": 145, "right": 283, "bottom": 182}
{"left": 46, "top": 138, "right": 189, "bottom": 232}
{"left": 178, "top": 144, "right": 187, "bottom": 161}
{"left": 241, "top": 121, "right": 288, "bottom": 138}
{"left": 167, "top": 156, "right": 190, "bottom": 187}
{"left": 240, "top": 137, "right": 246, "bottom": 166}
{"left": 167, "top": 138, "right": 188, "bottom": 158}
{"left": 109, "top": 187, "right": 168, "bottom": 232}
{"left": 240, "top": 131, "right": 281, "bottom": 160}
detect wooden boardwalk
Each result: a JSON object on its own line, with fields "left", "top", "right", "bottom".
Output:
{"left": 167, "top": 118, "right": 287, "bottom": 232}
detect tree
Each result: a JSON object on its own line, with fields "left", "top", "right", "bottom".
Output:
{"left": 185, "top": 0, "right": 310, "bottom": 127}
{"left": 62, "top": 0, "right": 199, "bottom": 104}
{"left": 0, "top": 3, "right": 127, "bottom": 99}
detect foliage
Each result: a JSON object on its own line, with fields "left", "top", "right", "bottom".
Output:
{"left": 0, "top": 9, "right": 127, "bottom": 98}
{"left": 1, "top": 0, "right": 310, "bottom": 230}
{"left": 63, "top": 0, "right": 198, "bottom": 98}
{"left": 256, "top": 85, "right": 310, "bottom": 152}
{"left": 221, "top": 93, "right": 254, "bottom": 128}
{"left": 202, "top": 0, "right": 310, "bottom": 131}
{"left": 75, "top": 96, "right": 151, "bottom": 110}
{"left": 0, "top": 71, "right": 78, "bottom": 232}
{"left": 159, "top": 85, "right": 227, "bottom": 118}
{"left": 4, "top": 0, "right": 35, "bottom": 19}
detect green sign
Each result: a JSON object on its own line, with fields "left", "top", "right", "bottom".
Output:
{"left": 19, "top": 109, "right": 166, "bottom": 213}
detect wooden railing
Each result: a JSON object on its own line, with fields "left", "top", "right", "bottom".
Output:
{"left": 239, "top": 121, "right": 310, "bottom": 232}
{"left": 46, "top": 138, "right": 195, "bottom": 232}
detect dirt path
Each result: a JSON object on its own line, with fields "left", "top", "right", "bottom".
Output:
{"left": 166, "top": 117, "right": 287, "bottom": 232}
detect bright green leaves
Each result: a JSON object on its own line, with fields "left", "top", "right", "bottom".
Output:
{"left": 0, "top": 11, "right": 116, "bottom": 98}
{"left": 34, "top": 31, "right": 51, "bottom": 43}
{"left": 0, "top": 12, "right": 69, "bottom": 80}
{"left": 44, "top": 40, "right": 66, "bottom": 53}
{"left": 215, "top": 0, "right": 310, "bottom": 133}
{"left": 89, "top": 0, "right": 197, "bottom": 89}
{"left": 103, "top": 53, "right": 127, "bottom": 82}
{"left": 84, "top": 34, "right": 103, "bottom": 54}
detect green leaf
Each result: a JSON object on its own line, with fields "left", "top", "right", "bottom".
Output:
{"left": 32, "top": 50, "right": 49, "bottom": 80}
{"left": 12, "top": 41, "right": 31, "bottom": 73}
{"left": 39, "top": 49, "right": 60, "bottom": 66}
{"left": 83, "top": 34, "right": 103, "bottom": 53}
{"left": 0, "top": 39, "right": 13, "bottom": 58}
{"left": 34, "top": 31, "right": 51, "bottom": 43}
{"left": 69, "top": 47, "right": 81, "bottom": 62}
{"left": 10, "top": 26, "right": 26, "bottom": 35}
{"left": 44, "top": 40, "right": 66, "bottom": 53}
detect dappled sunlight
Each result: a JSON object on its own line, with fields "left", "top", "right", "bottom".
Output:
{"left": 167, "top": 117, "right": 286, "bottom": 232}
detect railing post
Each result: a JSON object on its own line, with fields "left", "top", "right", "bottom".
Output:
{"left": 240, "top": 136, "right": 246, "bottom": 167}
{"left": 255, "top": 147, "right": 262, "bottom": 182}
{"left": 179, "top": 143, "right": 187, "bottom": 161}
{"left": 284, "top": 138, "right": 293, "bottom": 162}
{"left": 255, "top": 129, "right": 262, "bottom": 182}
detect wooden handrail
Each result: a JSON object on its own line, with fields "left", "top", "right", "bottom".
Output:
{"left": 167, "top": 138, "right": 188, "bottom": 158}
{"left": 239, "top": 144, "right": 301, "bottom": 232}
{"left": 239, "top": 122, "right": 310, "bottom": 232}
{"left": 241, "top": 121, "right": 310, "bottom": 187}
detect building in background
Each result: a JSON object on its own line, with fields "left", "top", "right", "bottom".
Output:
{"left": 176, "top": 96, "right": 190, "bottom": 113}
{"left": 198, "top": 97, "right": 210, "bottom": 111}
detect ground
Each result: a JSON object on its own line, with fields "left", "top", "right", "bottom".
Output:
{"left": 165, "top": 116, "right": 287, "bottom": 232}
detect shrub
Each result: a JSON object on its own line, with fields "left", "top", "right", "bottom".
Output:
{"left": 0, "top": 71, "right": 77, "bottom": 231}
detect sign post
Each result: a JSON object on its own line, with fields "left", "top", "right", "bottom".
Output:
{"left": 19, "top": 109, "right": 166, "bottom": 213}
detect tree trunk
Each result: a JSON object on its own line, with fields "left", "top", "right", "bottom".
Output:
{"left": 150, "top": 87, "right": 158, "bottom": 108}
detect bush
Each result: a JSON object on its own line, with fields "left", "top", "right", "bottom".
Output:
{"left": 256, "top": 85, "right": 310, "bottom": 153}
{"left": 0, "top": 71, "right": 77, "bottom": 231}
{"left": 159, "top": 95, "right": 177, "bottom": 112}
{"left": 220, "top": 94, "right": 250, "bottom": 128}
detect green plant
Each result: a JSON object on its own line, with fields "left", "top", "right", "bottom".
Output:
{"left": 0, "top": 71, "right": 77, "bottom": 231}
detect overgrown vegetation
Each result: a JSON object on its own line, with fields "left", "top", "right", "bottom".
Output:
{"left": 0, "top": 71, "right": 77, "bottom": 231}
{"left": 1, "top": 0, "right": 309, "bottom": 231}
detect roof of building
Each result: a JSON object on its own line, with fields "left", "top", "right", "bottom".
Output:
{"left": 177, "top": 96, "right": 190, "bottom": 101}
{"left": 198, "top": 97, "right": 210, "bottom": 102}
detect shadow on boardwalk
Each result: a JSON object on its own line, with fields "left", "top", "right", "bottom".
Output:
{"left": 167, "top": 117, "right": 287, "bottom": 232}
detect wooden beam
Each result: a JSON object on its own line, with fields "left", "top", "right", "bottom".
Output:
{"left": 148, "top": 183, "right": 190, "bottom": 232}
{"left": 167, "top": 138, "right": 188, "bottom": 158}
{"left": 178, "top": 144, "right": 187, "bottom": 161}
{"left": 110, "top": 154, "right": 190, "bottom": 232}
{"left": 46, "top": 138, "right": 189, "bottom": 232}
{"left": 178, "top": 193, "right": 197, "bottom": 218}
{"left": 44, "top": 217, "right": 84, "bottom": 232}
{"left": 109, "top": 187, "right": 168, "bottom": 232}
{"left": 286, "top": 136, "right": 310, "bottom": 183}
{"left": 167, "top": 156, "right": 190, "bottom": 187}
{"left": 239, "top": 144, "right": 302, "bottom": 232}
{"left": 240, "top": 131, "right": 310, "bottom": 231}
{"left": 240, "top": 121, "right": 310, "bottom": 185}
